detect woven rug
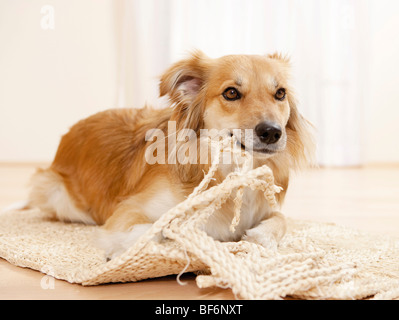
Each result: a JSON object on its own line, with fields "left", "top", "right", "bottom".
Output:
{"left": 0, "top": 207, "right": 398, "bottom": 300}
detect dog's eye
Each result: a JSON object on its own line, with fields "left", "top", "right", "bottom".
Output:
{"left": 275, "top": 88, "right": 286, "bottom": 101}
{"left": 223, "top": 87, "right": 241, "bottom": 101}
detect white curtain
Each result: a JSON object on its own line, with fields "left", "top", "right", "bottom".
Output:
{"left": 117, "top": 0, "right": 371, "bottom": 166}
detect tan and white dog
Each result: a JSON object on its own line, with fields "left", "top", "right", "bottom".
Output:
{"left": 28, "top": 51, "right": 315, "bottom": 258}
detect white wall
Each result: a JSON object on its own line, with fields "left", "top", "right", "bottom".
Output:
{"left": 0, "top": 0, "right": 119, "bottom": 162}
{"left": 365, "top": 0, "right": 399, "bottom": 163}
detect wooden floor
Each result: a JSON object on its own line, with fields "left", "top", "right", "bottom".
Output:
{"left": 0, "top": 163, "right": 398, "bottom": 300}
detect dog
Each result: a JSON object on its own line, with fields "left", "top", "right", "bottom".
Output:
{"left": 28, "top": 51, "right": 315, "bottom": 259}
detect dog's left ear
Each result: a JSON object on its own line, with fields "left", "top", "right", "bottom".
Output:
{"left": 160, "top": 50, "right": 210, "bottom": 132}
{"left": 160, "top": 50, "right": 209, "bottom": 102}
{"left": 267, "top": 52, "right": 291, "bottom": 64}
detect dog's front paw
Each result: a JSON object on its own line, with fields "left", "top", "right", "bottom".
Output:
{"left": 96, "top": 223, "right": 157, "bottom": 261}
{"left": 243, "top": 227, "right": 279, "bottom": 251}
{"left": 242, "top": 212, "right": 287, "bottom": 251}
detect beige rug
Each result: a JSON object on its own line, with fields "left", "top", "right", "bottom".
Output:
{"left": 0, "top": 206, "right": 398, "bottom": 300}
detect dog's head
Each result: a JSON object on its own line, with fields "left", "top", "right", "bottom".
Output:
{"left": 160, "top": 51, "right": 315, "bottom": 171}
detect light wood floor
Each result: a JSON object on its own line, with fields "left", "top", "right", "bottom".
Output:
{"left": 0, "top": 163, "right": 398, "bottom": 300}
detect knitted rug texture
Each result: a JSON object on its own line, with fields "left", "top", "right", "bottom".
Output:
{"left": 0, "top": 209, "right": 398, "bottom": 300}
{"left": 0, "top": 140, "right": 398, "bottom": 300}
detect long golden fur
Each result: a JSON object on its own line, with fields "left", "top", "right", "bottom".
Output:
{"left": 28, "top": 51, "right": 315, "bottom": 258}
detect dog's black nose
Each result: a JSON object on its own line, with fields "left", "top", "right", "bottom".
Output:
{"left": 255, "top": 121, "right": 282, "bottom": 144}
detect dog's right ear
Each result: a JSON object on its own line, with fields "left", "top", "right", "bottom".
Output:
{"left": 159, "top": 50, "right": 209, "bottom": 103}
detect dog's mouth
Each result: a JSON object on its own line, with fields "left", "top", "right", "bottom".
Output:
{"left": 230, "top": 133, "right": 277, "bottom": 155}
{"left": 240, "top": 142, "right": 277, "bottom": 155}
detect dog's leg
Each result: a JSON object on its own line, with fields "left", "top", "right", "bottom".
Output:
{"left": 243, "top": 212, "right": 287, "bottom": 251}
{"left": 97, "top": 186, "right": 180, "bottom": 260}
{"left": 97, "top": 205, "right": 158, "bottom": 260}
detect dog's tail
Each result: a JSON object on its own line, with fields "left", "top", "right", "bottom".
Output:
{"left": 1, "top": 200, "right": 31, "bottom": 214}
